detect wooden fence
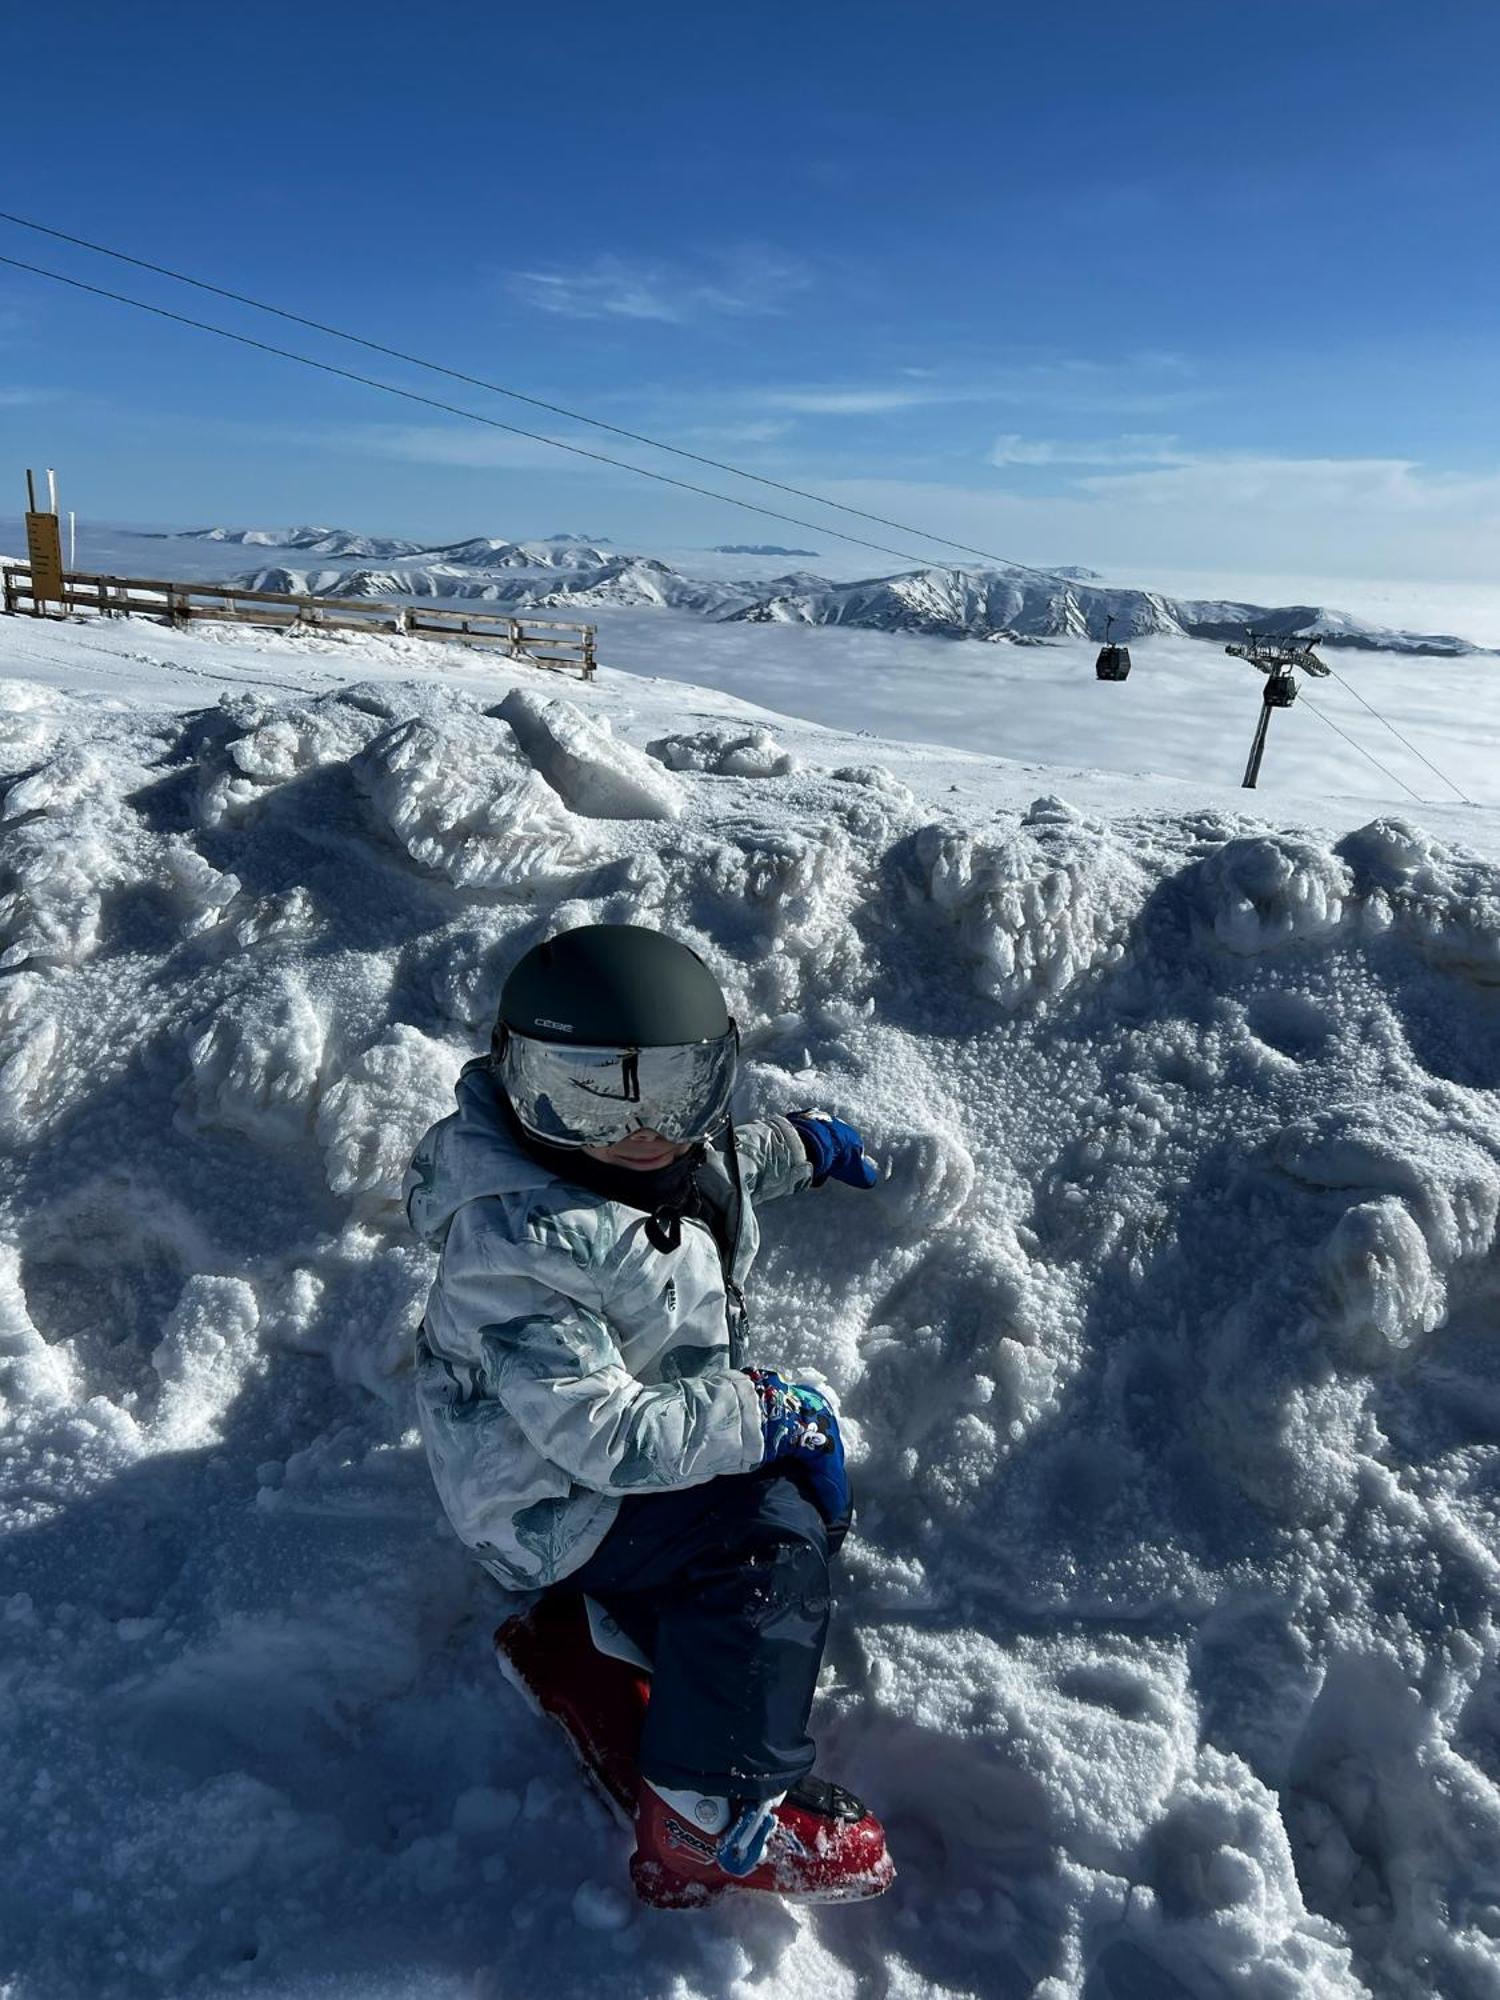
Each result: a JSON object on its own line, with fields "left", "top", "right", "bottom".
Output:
{"left": 0, "top": 563, "right": 597, "bottom": 680}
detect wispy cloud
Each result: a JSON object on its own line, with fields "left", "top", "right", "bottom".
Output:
{"left": 808, "top": 451, "right": 1500, "bottom": 583}
{"left": 335, "top": 423, "right": 586, "bottom": 473}
{"left": 0, "top": 386, "right": 45, "bottom": 407}
{"left": 676, "top": 419, "right": 794, "bottom": 447}
{"left": 716, "top": 357, "right": 1211, "bottom": 423}
{"left": 757, "top": 385, "right": 958, "bottom": 415}
{"left": 507, "top": 248, "right": 811, "bottom": 324}
{"left": 1073, "top": 452, "right": 1500, "bottom": 515}
{"left": 991, "top": 432, "right": 1184, "bottom": 467}
{"left": 986, "top": 437, "right": 1500, "bottom": 523}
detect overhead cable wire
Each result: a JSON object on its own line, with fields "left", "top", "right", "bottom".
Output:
{"left": 0, "top": 250, "right": 958, "bottom": 570}
{"left": 1298, "top": 693, "right": 1427, "bottom": 804}
{"left": 0, "top": 207, "right": 1061, "bottom": 583}
{"left": 1321, "top": 661, "right": 1471, "bottom": 803}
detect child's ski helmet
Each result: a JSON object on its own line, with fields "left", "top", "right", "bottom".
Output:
{"left": 493, "top": 925, "right": 737, "bottom": 1147}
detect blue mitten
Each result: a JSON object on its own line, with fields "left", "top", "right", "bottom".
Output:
{"left": 745, "top": 1367, "right": 850, "bottom": 1523}
{"left": 786, "top": 1110, "right": 879, "bottom": 1189}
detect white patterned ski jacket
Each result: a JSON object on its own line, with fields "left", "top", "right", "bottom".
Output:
{"left": 404, "top": 1059, "right": 815, "bottom": 1588}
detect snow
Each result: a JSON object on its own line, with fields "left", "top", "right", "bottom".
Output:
{"left": 2, "top": 603, "right": 1500, "bottom": 1997}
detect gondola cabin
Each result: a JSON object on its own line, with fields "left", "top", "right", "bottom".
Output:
{"left": 1263, "top": 672, "right": 1298, "bottom": 708}
{"left": 1095, "top": 642, "right": 1132, "bottom": 681}
{"left": 1094, "top": 615, "right": 1132, "bottom": 680}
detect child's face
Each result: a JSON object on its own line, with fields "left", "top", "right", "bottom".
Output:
{"left": 584, "top": 1129, "right": 691, "bottom": 1172}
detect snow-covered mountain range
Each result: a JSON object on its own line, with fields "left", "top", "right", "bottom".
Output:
{"left": 122, "top": 524, "right": 1480, "bottom": 656}
{"left": 183, "top": 525, "right": 426, "bottom": 559}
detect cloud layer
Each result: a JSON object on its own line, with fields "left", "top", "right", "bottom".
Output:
{"left": 507, "top": 249, "right": 811, "bottom": 324}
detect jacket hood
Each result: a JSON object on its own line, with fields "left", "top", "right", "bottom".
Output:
{"left": 405, "top": 1059, "right": 558, "bottom": 1248}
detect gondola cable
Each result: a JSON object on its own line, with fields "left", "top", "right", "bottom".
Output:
{"left": 0, "top": 249, "right": 957, "bottom": 572}
{"left": 1321, "top": 663, "right": 1471, "bottom": 804}
{"left": 0, "top": 208, "right": 1066, "bottom": 585}
{"left": 1297, "top": 694, "right": 1428, "bottom": 804}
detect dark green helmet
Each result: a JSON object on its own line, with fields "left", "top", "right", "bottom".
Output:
{"left": 496, "top": 924, "right": 730, "bottom": 1048}
{"left": 494, "top": 926, "right": 736, "bottom": 1148}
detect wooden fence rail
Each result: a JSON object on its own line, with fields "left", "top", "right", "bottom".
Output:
{"left": 0, "top": 563, "right": 597, "bottom": 680}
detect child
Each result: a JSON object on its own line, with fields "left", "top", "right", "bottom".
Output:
{"left": 404, "top": 923, "right": 893, "bottom": 1905}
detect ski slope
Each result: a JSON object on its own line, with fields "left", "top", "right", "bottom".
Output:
{"left": 3, "top": 609, "right": 1500, "bottom": 1998}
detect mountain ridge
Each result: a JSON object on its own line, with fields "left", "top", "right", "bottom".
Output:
{"left": 181, "top": 524, "right": 1483, "bottom": 656}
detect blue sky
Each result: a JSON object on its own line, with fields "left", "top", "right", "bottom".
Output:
{"left": 2, "top": 0, "right": 1499, "bottom": 582}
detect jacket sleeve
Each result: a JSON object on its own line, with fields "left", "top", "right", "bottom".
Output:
{"left": 440, "top": 1199, "right": 766, "bottom": 1495}
{"left": 731, "top": 1115, "right": 816, "bottom": 1204}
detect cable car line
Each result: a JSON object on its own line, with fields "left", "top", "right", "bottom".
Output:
{"left": 1297, "top": 694, "right": 1427, "bottom": 803}
{"left": 0, "top": 207, "right": 1063, "bottom": 585}
{"left": 0, "top": 250, "right": 962, "bottom": 571}
{"left": 1321, "top": 662, "right": 1471, "bottom": 803}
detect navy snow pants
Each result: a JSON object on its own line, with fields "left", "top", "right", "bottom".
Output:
{"left": 561, "top": 1464, "right": 846, "bottom": 1801}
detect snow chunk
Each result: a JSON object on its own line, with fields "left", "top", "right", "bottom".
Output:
{"left": 0, "top": 971, "right": 62, "bottom": 1140}
{"left": 231, "top": 884, "right": 321, "bottom": 950}
{"left": 1339, "top": 816, "right": 1500, "bottom": 985}
{"left": 1320, "top": 1198, "right": 1446, "bottom": 1364}
{"left": 228, "top": 697, "right": 386, "bottom": 785}
{"left": 156, "top": 835, "right": 241, "bottom": 936}
{"left": 0, "top": 749, "right": 137, "bottom": 968}
{"left": 832, "top": 762, "right": 915, "bottom": 806}
{"left": 912, "top": 814, "right": 1147, "bottom": 1005}
{"left": 0, "top": 1242, "right": 74, "bottom": 1417}
{"left": 1197, "top": 834, "right": 1353, "bottom": 953}
{"left": 697, "top": 821, "right": 864, "bottom": 1012}
{"left": 316, "top": 1025, "right": 457, "bottom": 1204}
{"left": 182, "top": 970, "right": 327, "bottom": 1145}
{"left": 863, "top": 1627, "right": 1195, "bottom": 1879}
{"left": 1136, "top": 1746, "right": 1364, "bottom": 1993}
{"left": 864, "top": 1125, "right": 976, "bottom": 1237}
{"left": 355, "top": 711, "right": 595, "bottom": 889}
{"left": 498, "top": 689, "right": 684, "bottom": 819}
{"left": 200, "top": 686, "right": 393, "bottom": 827}
{"left": 151, "top": 1276, "right": 262, "bottom": 1449}
{"left": 0, "top": 680, "right": 67, "bottom": 773}
{"left": 425, "top": 928, "right": 506, "bottom": 1032}
{"left": 647, "top": 721, "right": 796, "bottom": 777}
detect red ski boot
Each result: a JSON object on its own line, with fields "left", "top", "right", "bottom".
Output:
{"left": 631, "top": 1773, "right": 895, "bottom": 1907}
{"left": 494, "top": 1593, "right": 650, "bottom": 1822}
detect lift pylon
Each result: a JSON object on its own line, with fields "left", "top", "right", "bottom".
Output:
{"left": 1225, "top": 631, "right": 1330, "bottom": 788}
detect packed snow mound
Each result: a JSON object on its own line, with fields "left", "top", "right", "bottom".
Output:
{"left": 646, "top": 720, "right": 797, "bottom": 777}
{"left": 496, "top": 688, "right": 685, "bottom": 819}
{"left": 355, "top": 699, "right": 601, "bottom": 886}
{"left": 3, "top": 644, "right": 1500, "bottom": 1998}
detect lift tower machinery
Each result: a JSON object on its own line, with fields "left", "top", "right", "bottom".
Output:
{"left": 1226, "top": 631, "right": 1330, "bottom": 788}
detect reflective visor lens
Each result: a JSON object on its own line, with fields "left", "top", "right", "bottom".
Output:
{"left": 499, "top": 1030, "right": 737, "bottom": 1148}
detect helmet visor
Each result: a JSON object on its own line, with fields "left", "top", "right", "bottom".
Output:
{"left": 498, "top": 1029, "right": 737, "bottom": 1148}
